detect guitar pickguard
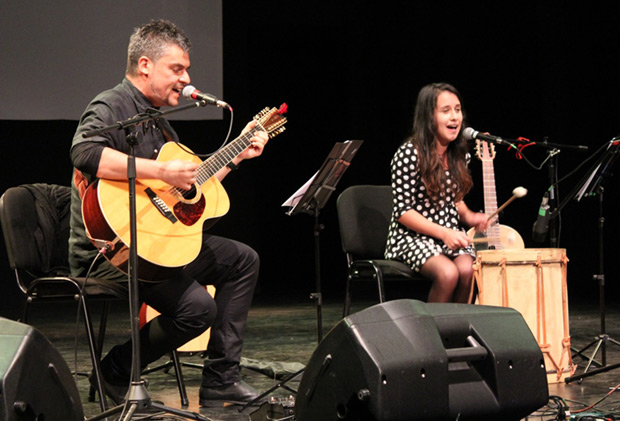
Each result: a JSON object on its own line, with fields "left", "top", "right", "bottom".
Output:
{"left": 173, "top": 194, "right": 206, "bottom": 226}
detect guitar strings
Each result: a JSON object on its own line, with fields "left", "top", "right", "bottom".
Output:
{"left": 169, "top": 129, "right": 256, "bottom": 197}
{"left": 167, "top": 111, "right": 276, "bottom": 198}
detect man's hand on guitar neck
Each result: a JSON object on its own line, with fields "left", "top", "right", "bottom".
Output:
{"left": 215, "top": 120, "right": 270, "bottom": 182}
{"left": 237, "top": 120, "right": 269, "bottom": 161}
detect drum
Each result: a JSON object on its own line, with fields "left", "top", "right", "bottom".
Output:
{"left": 139, "top": 285, "right": 215, "bottom": 353}
{"left": 472, "top": 248, "right": 575, "bottom": 383}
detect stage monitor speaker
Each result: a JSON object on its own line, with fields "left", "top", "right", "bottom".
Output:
{"left": 295, "top": 299, "right": 549, "bottom": 421}
{"left": 0, "top": 317, "right": 84, "bottom": 421}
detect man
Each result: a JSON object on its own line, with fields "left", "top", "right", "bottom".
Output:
{"left": 69, "top": 19, "right": 268, "bottom": 407}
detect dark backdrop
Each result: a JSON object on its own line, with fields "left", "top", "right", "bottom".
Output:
{"left": 2, "top": 2, "right": 620, "bottom": 318}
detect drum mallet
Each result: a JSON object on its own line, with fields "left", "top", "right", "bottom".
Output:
{"left": 486, "top": 186, "right": 528, "bottom": 222}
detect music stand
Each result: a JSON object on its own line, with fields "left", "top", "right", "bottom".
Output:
{"left": 83, "top": 102, "right": 211, "bottom": 421}
{"left": 564, "top": 138, "right": 620, "bottom": 383}
{"left": 283, "top": 140, "right": 363, "bottom": 343}
{"left": 237, "top": 141, "right": 364, "bottom": 413}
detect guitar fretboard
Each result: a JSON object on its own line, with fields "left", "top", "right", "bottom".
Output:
{"left": 171, "top": 123, "right": 264, "bottom": 196}
{"left": 165, "top": 103, "right": 286, "bottom": 199}
{"left": 197, "top": 128, "right": 258, "bottom": 184}
{"left": 481, "top": 150, "right": 502, "bottom": 249}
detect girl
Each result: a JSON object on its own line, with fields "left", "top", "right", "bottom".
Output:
{"left": 385, "top": 83, "right": 487, "bottom": 303}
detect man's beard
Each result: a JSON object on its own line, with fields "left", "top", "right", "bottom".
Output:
{"left": 149, "top": 80, "right": 169, "bottom": 106}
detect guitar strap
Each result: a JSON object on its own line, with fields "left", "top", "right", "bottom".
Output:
{"left": 154, "top": 118, "right": 177, "bottom": 144}
{"left": 73, "top": 168, "right": 89, "bottom": 200}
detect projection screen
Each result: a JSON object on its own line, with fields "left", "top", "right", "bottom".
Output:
{"left": 0, "top": 0, "right": 223, "bottom": 120}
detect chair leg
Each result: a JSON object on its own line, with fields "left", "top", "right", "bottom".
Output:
{"left": 79, "top": 296, "right": 109, "bottom": 412}
{"left": 376, "top": 270, "right": 386, "bottom": 303}
{"left": 89, "top": 301, "right": 110, "bottom": 404}
{"left": 141, "top": 352, "right": 190, "bottom": 407}
{"left": 96, "top": 301, "right": 110, "bottom": 359}
{"left": 21, "top": 297, "right": 32, "bottom": 324}
{"left": 171, "top": 351, "right": 189, "bottom": 407}
{"left": 467, "top": 272, "right": 477, "bottom": 304}
{"left": 343, "top": 273, "right": 353, "bottom": 317}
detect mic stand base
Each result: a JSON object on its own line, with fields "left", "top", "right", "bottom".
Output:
{"left": 565, "top": 358, "right": 620, "bottom": 384}
{"left": 86, "top": 382, "right": 211, "bottom": 421}
{"left": 566, "top": 188, "right": 620, "bottom": 383}
{"left": 570, "top": 334, "right": 620, "bottom": 372}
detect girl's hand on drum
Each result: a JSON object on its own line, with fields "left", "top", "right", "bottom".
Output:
{"left": 442, "top": 229, "right": 471, "bottom": 250}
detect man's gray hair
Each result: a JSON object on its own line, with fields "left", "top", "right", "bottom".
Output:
{"left": 126, "top": 19, "right": 191, "bottom": 76}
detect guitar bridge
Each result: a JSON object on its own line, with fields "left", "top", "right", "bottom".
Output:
{"left": 145, "top": 188, "right": 178, "bottom": 223}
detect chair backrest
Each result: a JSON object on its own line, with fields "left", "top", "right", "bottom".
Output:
{"left": 0, "top": 184, "right": 72, "bottom": 288}
{"left": 336, "top": 185, "right": 393, "bottom": 260}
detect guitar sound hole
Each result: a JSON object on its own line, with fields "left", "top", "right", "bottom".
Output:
{"left": 181, "top": 185, "right": 197, "bottom": 201}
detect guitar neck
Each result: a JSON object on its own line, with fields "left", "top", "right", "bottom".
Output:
{"left": 481, "top": 156, "right": 502, "bottom": 245}
{"left": 191, "top": 104, "right": 287, "bottom": 186}
{"left": 194, "top": 126, "right": 261, "bottom": 186}
{"left": 482, "top": 158, "right": 499, "bottom": 216}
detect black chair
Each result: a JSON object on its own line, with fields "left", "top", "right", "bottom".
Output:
{"left": 0, "top": 183, "right": 129, "bottom": 411}
{"left": 336, "top": 185, "right": 428, "bottom": 316}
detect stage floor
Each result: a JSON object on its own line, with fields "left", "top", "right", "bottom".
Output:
{"left": 15, "top": 291, "right": 620, "bottom": 420}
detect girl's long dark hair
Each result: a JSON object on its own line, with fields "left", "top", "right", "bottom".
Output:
{"left": 406, "top": 82, "right": 472, "bottom": 202}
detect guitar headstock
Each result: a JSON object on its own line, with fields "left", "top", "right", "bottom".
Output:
{"left": 254, "top": 103, "right": 288, "bottom": 139}
{"left": 475, "top": 139, "right": 495, "bottom": 161}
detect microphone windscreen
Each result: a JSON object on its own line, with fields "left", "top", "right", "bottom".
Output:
{"left": 463, "top": 127, "right": 475, "bottom": 140}
{"left": 181, "top": 85, "right": 197, "bottom": 99}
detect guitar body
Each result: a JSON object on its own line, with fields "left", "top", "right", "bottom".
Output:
{"left": 467, "top": 225, "right": 524, "bottom": 252}
{"left": 82, "top": 142, "right": 230, "bottom": 280}
{"left": 82, "top": 104, "right": 287, "bottom": 280}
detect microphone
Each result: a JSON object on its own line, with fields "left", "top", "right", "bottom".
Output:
{"left": 462, "top": 127, "right": 507, "bottom": 145}
{"left": 182, "top": 85, "right": 230, "bottom": 110}
{"left": 532, "top": 192, "right": 550, "bottom": 242}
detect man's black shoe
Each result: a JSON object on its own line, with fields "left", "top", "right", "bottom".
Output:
{"left": 199, "top": 381, "right": 262, "bottom": 407}
{"left": 89, "top": 370, "right": 128, "bottom": 406}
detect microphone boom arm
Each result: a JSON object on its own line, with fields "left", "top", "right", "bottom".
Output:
{"left": 82, "top": 101, "right": 205, "bottom": 138}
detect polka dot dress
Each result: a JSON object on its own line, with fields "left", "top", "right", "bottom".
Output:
{"left": 385, "top": 142, "right": 475, "bottom": 272}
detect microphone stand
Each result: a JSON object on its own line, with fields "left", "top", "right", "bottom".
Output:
{"left": 564, "top": 139, "right": 620, "bottom": 383}
{"left": 521, "top": 136, "right": 620, "bottom": 383}
{"left": 526, "top": 137, "right": 588, "bottom": 247}
{"left": 547, "top": 149, "right": 560, "bottom": 247}
{"left": 82, "top": 101, "right": 211, "bottom": 421}
{"left": 472, "top": 134, "right": 588, "bottom": 246}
